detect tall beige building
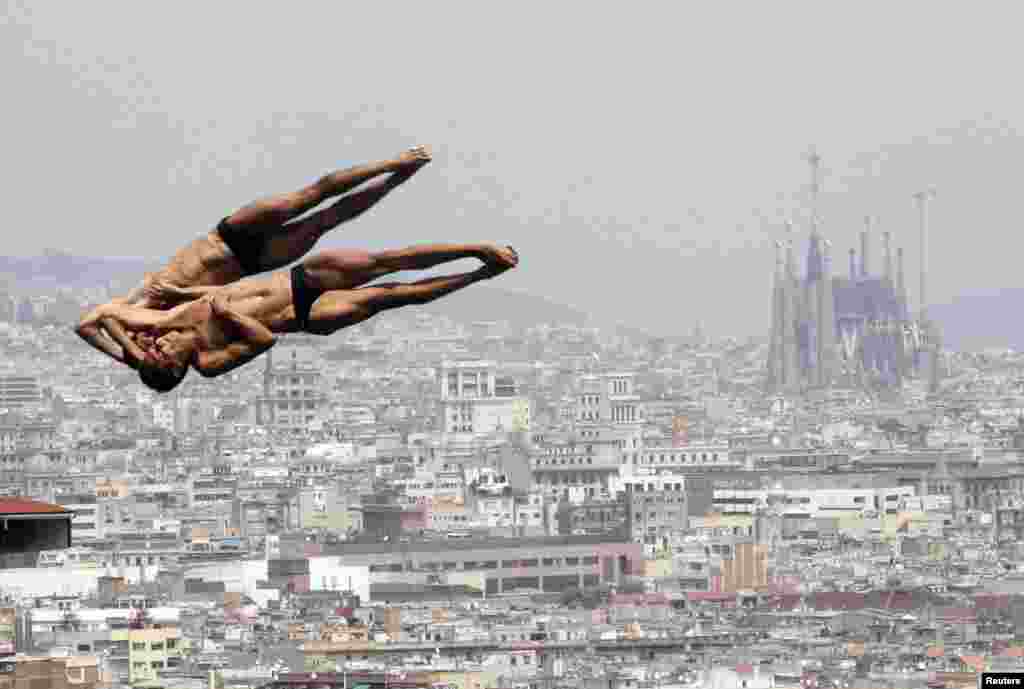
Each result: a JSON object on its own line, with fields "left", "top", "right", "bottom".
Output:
{"left": 439, "top": 360, "right": 529, "bottom": 435}
{"left": 259, "top": 337, "right": 328, "bottom": 435}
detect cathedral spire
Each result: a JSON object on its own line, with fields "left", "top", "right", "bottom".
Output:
{"left": 785, "top": 220, "right": 797, "bottom": 280}
{"left": 806, "top": 146, "right": 823, "bottom": 236}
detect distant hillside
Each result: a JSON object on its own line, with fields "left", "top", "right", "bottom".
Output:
{"left": 10, "top": 252, "right": 1022, "bottom": 349}
{"left": 928, "top": 290, "right": 1024, "bottom": 352}
{"left": 0, "top": 250, "right": 157, "bottom": 290}
{"left": 0, "top": 251, "right": 650, "bottom": 337}
{"left": 415, "top": 286, "right": 585, "bottom": 328}
{"left": 416, "top": 286, "right": 654, "bottom": 339}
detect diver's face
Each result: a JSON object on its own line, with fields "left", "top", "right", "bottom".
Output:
{"left": 132, "top": 330, "right": 173, "bottom": 367}
{"left": 135, "top": 331, "right": 156, "bottom": 351}
{"left": 153, "top": 332, "right": 190, "bottom": 366}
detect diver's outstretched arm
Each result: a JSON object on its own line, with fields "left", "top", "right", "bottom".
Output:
{"left": 100, "top": 317, "right": 147, "bottom": 368}
{"left": 145, "top": 282, "right": 222, "bottom": 305}
{"left": 75, "top": 320, "right": 126, "bottom": 364}
{"left": 81, "top": 302, "right": 172, "bottom": 332}
{"left": 75, "top": 303, "right": 147, "bottom": 366}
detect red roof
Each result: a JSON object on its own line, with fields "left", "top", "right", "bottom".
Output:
{"left": 975, "top": 593, "right": 1010, "bottom": 610}
{"left": 688, "top": 592, "right": 734, "bottom": 602}
{"left": 769, "top": 594, "right": 802, "bottom": 610}
{"left": 609, "top": 592, "right": 670, "bottom": 606}
{"left": 869, "top": 590, "right": 917, "bottom": 610}
{"left": 937, "top": 606, "right": 977, "bottom": 624}
{"left": 813, "top": 592, "right": 866, "bottom": 610}
{"left": 0, "top": 498, "right": 70, "bottom": 515}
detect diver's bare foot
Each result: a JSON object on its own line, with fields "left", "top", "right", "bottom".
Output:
{"left": 478, "top": 258, "right": 514, "bottom": 279}
{"left": 479, "top": 244, "right": 518, "bottom": 270}
{"left": 398, "top": 145, "right": 432, "bottom": 168}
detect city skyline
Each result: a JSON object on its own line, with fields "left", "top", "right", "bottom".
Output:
{"left": 6, "top": 3, "right": 1024, "bottom": 335}
{"left": 8, "top": 2, "right": 1024, "bottom": 686}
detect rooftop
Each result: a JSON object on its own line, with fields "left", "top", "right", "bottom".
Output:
{"left": 300, "top": 533, "right": 635, "bottom": 555}
{"left": 0, "top": 498, "right": 70, "bottom": 515}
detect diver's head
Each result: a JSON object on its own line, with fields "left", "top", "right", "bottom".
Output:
{"left": 137, "top": 331, "right": 194, "bottom": 393}
{"left": 138, "top": 360, "right": 187, "bottom": 393}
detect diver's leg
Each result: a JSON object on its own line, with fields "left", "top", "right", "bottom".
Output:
{"left": 225, "top": 147, "right": 430, "bottom": 229}
{"left": 300, "top": 243, "right": 516, "bottom": 291}
{"left": 256, "top": 163, "right": 429, "bottom": 270}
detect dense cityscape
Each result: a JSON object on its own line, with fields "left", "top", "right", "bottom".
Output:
{"left": 13, "top": 0, "right": 1024, "bottom": 686}
{"left": 0, "top": 230, "right": 1022, "bottom": 689}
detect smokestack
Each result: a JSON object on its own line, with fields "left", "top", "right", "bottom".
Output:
{"left": 883, "top": 231, "right": 893, "bottom": 284}
{"left": 860, "top": 216, "right": 872, "bottom": 278}
{"left": 848, "top": 248, "right": 857, "bottom": 281}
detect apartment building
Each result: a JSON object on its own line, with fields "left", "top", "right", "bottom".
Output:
{"left": 620, "top": 442, "right": 742, "bottom": 473}
{"left": 622, "top": 474, "right": 714, "bottom": 549}
{"left": 574, "top": 373, "right": 644, "bottom": 427}
{"left": 125, "top": 627, "right": 186, "bottom": 684}
{"left": 439, "top": 361, "right": 530, "bottom": 434}
{"left": 281, "top": 534, "right": 640, "bottom": 597}
{"left": 0, "top": 655, "right": 101, "bottom": 689}
{"left": 0, "top": 376, "right": 42, "bottom": 410}
{"left": 710, "top": 486, "right": 916, "bottom": 517}
{"left": 531, "top": 431, "right": 623, "bottom": 499}
{"left": 260, "top": 339, "right": 328, "bottom": 434}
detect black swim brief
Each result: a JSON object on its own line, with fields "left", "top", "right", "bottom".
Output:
{"left": 290, "top": 264, "right": 323, "bottom": 333}
{"left": 216, "top": 217, "right": 264, "bottom": 275}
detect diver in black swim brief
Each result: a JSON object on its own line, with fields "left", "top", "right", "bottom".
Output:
{"left": 216, "top": 217, "right": 270, "bottom": 276}
{"left": 290, "top": 264, "right": 324, "bottom": 333}
{"left": 76, "top": 147, "right": 431, "bottom": 366}
{"left": 81, "top": 243, "right": 518, "bottom": 393}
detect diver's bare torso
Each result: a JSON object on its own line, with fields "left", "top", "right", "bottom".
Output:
{"left": 143, "top": 273, "right": 300, "bottom": 356}
{"left": 163, "top": 232, "right": 243, "bottom": 289}
{"left": 129, "top": 231, "right": 244, "bottom": 307}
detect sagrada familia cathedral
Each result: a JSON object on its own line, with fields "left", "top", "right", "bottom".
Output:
{"left": 766, "top": 152, "right": 942, "bottom": 394}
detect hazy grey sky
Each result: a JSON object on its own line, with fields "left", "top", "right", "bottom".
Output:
{"left": 4, "top": 1, "right": 1024, "bottom": 336}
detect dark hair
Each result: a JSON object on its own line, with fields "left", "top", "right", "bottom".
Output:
{"left": 138, "top": 363, "right": 187, "bottom": 393}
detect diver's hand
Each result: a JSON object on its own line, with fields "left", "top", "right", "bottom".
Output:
{"left": 145, "top": 276, "right": 192, "bottom": 304}
{"left": 210, "top": 295, "right": 233, "bottom": 316}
